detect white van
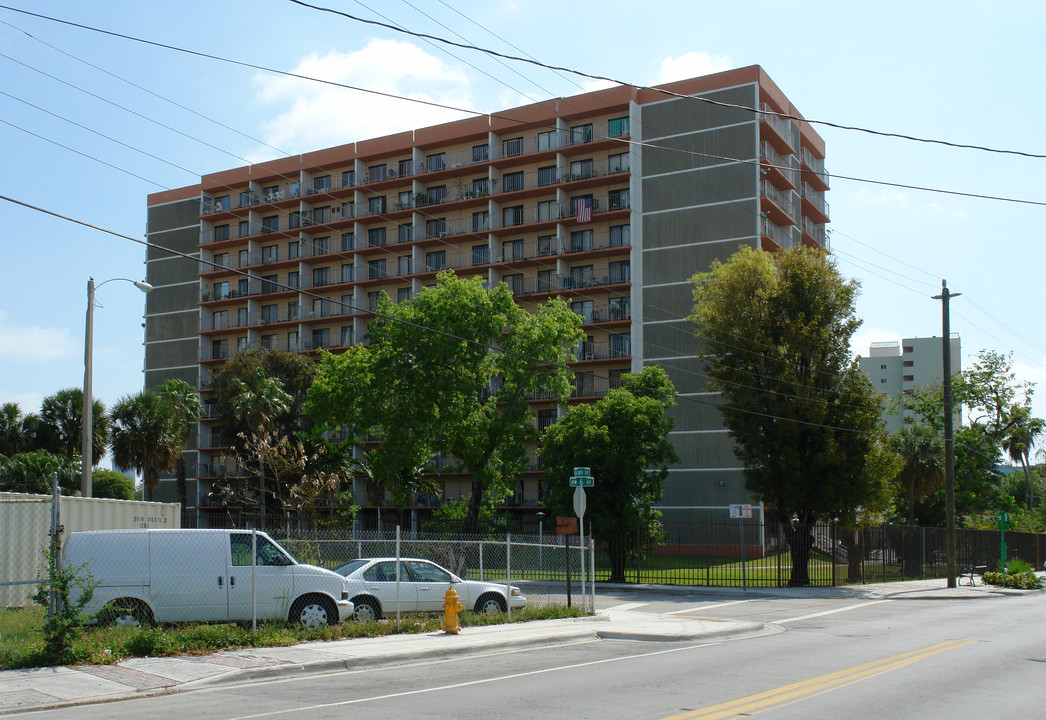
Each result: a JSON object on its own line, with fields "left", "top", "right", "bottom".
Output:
{"left": 63, "top": 529, "right": 353, "bottom": 627}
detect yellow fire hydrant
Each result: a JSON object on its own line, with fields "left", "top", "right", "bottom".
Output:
{"left": 442, "top": 586, "right": 463, "bottom": 634}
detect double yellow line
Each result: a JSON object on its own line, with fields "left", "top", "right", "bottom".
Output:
{"left": 664, "top": 639, "right": 973, "bottom": 719}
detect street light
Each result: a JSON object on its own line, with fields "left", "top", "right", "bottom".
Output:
{"left": 82, "top": 277, "right": 152, "bottom": 498}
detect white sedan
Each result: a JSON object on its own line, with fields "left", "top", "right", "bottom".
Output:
{"left": 335, "top": 557, "right": 527, "bottom": 622}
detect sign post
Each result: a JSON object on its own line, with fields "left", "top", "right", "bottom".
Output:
{"left": 730, "top": 504, "right": 752, "bottom": 591}
{"left": 998, "top": 511, "right": 1009, "bottom": 588}
{"left": 571, "top": 467, "right": 593, "bottom": 609}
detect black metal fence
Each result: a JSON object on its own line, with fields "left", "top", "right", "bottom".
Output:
{"left": 596, "top": 520, "right": 1045, "bottom": 588}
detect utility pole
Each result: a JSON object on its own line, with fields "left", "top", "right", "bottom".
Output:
{"left": 933, "top": 280, "right": 960, "bottom": 588}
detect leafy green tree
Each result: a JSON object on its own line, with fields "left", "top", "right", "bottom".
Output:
{"left": 110, "top": 391, "right": 186, "bottom": 502}
{"left": 689, "top": 246, "right": 883, "bottom": 585}
{"left": 0, "top": 402, "right": 34, "bottom": 456}
{"left": 91, "top": 468, "right": 137, "bottom": 500}
{"left": 540, "top": 366, "right": 679, "bottom": 583}
{"left": 156, "top": 379, "right": 202, "bottom": 512}
{"left": 0, "top": 450, "right": 79, "bottom": 494}
{"left": 1002, "top": 404, "right": 1044, "bottom": 510}
{"left": 308, "top": 270, "right": 584, "bottom": 532}
{"left": 37, "top": 389, "right": 109, "bottom": 466}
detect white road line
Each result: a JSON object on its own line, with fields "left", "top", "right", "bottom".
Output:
{"left": 605, "top": 601, "right": 649, "bottom": 611}
{"left": 667, "top": 599, "right": 756, "bottom": 616}
{"left": 774, "top": 600, "right": 891, "bottom": 624}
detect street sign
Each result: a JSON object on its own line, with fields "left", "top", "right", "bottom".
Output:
{"left": 729, "top": 504, "right": 752, "bottom": 519}
{"left": 573, "top": 467, "right": 591, "bottom": 477}
{"left": 556, "top": 516, "right": 578, "bottom": 535}
{"left": 569, "top": 476, "right": 594, "bottom": 487}
{"left": 573, "top": 486, "right": 587, "bottom": 519}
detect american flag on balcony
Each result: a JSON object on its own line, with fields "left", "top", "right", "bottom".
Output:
{"left": 575, "top": 197, "right": 592, "bottom": 223}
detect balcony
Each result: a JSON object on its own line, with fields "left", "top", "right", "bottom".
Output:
{"left": 760, "top": 179, "right": 796, "bottom": 226}
{"left": 760, "top": 141, "right": 798, "bottom": 190}
{"left": 800, "top": 147, "right": 830, "bottom": 191}
{"left": 801, "top": 183, "right": 830, "bottom": 223}
{"left": 761, "top": 218, "right": 795, "bottom": 251}
{"left": 759, "top": 103, "right": 795, "bottom": 155}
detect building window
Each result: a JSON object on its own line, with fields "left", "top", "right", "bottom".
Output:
{"left": 368, "top": 258, "right": 387, "bottom": 280}
{"left": 426, "top": 153, "right": 446, "bottom": 172}
{"left": 609, "top": 188, "right": 630, "bottom": 210}
{"left": 312, "top": 328, "right": 330, "bottom": 349}
{"left": 502, "top": 137, "right": 523, "bottom": 157}
{"left": 503, "top": 273, "right": 524, "bottom": 295}
{"left": 367, "top": 291, "right": 381, "bottom": 312}
{"left": 340, "top": 294, "right": 352, "bottom": 314}
{"left": 609, "top": 224, "right": 630, "bottom": 247}
{"left": 311, "top": 207, "right": 330, "bottom": 225}
{"left": 570, "top": 123, "right": 593, "bottom": 144}
{"left": 537, "top": 270, "right": 553, "bottom": 292}
{"left": 608, "top": 152, "right": 630, "bottom": 173}
{"left": 313, "top": 175, "right": 331, "bottom": 192}
{"left": 472, "top": 244, "right": 490, "bottom": 265}
{"left": 538, "top": 408, "right": 557, "bottom": 431}
{"left": 341, "top": 233, "right": 354, "bottom": 251}
{"left": 903, "top": 360, "right": 914, "bottom": 367}
{"left": 398, "top": 158, "right": 413, "bottom": 177}
{"left": 397, "top": 287, "right": 412, "bottom": 304}
{"left": 238, "top": 249, "right": 249, "bottom": 266}
{"left": 261, "top": 215, "right": 278, "bottom": 233}
{"left": 903, "top": 346, "right": 914, "bottom": 353}
{"left": 342, "top": 169, "right": 356, "bottom": 188}
{"left": 426, "top": 250, "right": 447, "bottom": 272}
{"left": 213, "top": 253, "right": 228, "bottom": 268}
{"left": 213, "top": 195, "right": 230, "bottom": 211}
{"left": 398, "top": 222, "right": 413, "bottom": 243}
{"left": 472, "top": 144, "right": 489, "bottom": 163}
{"left": 398, "top": 256, "right": 412, "bottom": 276}
{"left": 368, "top": 195, "right": 387, "bottom": 214}
{"left": 368, "top": 227, "right": 387, "bottom": 247}
{"left": 472, "top": 211, "right": 490, "bottom": 231}
{"left": 261, "top": 334, "right": 275, "bottom": 350}
{"left": 312, "top": 267, "right": 330, "bottom": 287}
{"left": 287, "top": 271, "right": 299, "bottom": 289}
{"left": 903, "top": 375, "right": 915, "bottom": 382}
{"left": 609, "top": 296, "right": 630, "bottom": 320}
{"left": 288, "top": 301, "right": 300, "bottom": 320}
{"left": 341, "top": 263, "right": 353, "bottom": 283}
{"left": 538, "top": 200, "right": 558, "bottom": 222}
{"left": 571, "top": 300, "right": 593, "bottom": 323}
{"left": 340, "top": 325, "right": 353, "bottom": 346}
{"left": 311, "top": 298, "right": 330, "bottom": 318}
{"left": 880, "top": 364, "right": 887, "bottom": 370}
{"left": 503, "top": 239, "right": 524, "bottom": 261}
{"left": 609, "top": 332, "right": 631, "bottom": 358}
{"left": 568, "top": 159, "right": 593, "bottom": 180}
{"left": 569, "top": 230, "right": 593, "bottom": 253}
{"left": 368, "top": 164, "right": 386, "bottom": 182}
{"left": 426, "top": 218, "right": 446, "bottom": 238}
{"left": 608, "top": 116, "right": 630, "bottom": 137}
{"left": 211, "top": 338, "right": 228, "bottom": 360}
{"left": 289, "top": 211, "right": 303, "bottom": 229}
{"left": 569, "top": 265, "right": 593, "bottom": 288}
{"left": 342, "top": 201, "right": 355, "bottom": 218}
{"left": 237, "top": 307, "right": 248, "bottom": 326}
{"left": 502, "top": 205, "right": 524, "bottom": 227}
{"left": 471, "top": 178, "right": 489, "bottom": 196}
{"left": 260, "top": 304, "right": 277, "bottom": 324}
{"left": 610, "top": 260, "right": 631, "bottom": 284}
{"left": 262, "top": 274, "right": 279, "bottom": 293}
{"left": 238, "top": 220, "right": 249, "bottom": 238}
{"left": 288, "top": 241, "right": 300, "bottom": 259}
{"left": 212, "top": 310, "right": 228, "bottom": 330}
{"left": 503, "top": 171, "right": 524, "bottom": 192}
{"left": 880, "top": 379, "right": 888, "bottom": 384}
{"left": 537, "top": 235, "right": 556, "bottom": 256}
{"left": 313, "top": 236, "right": 330, "bottom": 255}
{"left": 538, "top": 165, "right": 557, "bottom": 186}
{"left": 537, "top": 131, "right": 557, "bottom": 151}
{"left": 425, "top": 185, "right": 447, "bottom": 205}
{"left": 213, "top": 225, "right": 230, "bottom": 242}
{"left": 237, "top": 336, "right": 248, "bottom": 351}
{"left": 238, "top": 278, "right": 248, "bottom": 296}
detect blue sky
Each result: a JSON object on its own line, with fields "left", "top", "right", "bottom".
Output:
{"left": 1, "top": 1, "right": 1044, "bottom": 466}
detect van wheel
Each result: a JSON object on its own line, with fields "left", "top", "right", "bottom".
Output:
{"left": 99, "top": 598, "right": 153, "bottom": 627}
{"left": 290, "top": 595, "right": 338, "bottom": 628}
{"left": 475, "top": 593, "right": 507, "bottom": 614}
{"left": 352, "top": 597, "right": 381, "bottom": 623}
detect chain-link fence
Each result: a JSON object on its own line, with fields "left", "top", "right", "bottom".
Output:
{"left": 0, "top": 498, "right": 51, "bottom": 608}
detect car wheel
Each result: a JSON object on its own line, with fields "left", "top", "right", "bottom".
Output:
{"left": 475, "top": 593, "right": 507, "bottom": 614}
{"left": 290, "top": 595, "right": 338, "bottom": 628}
{"left": 99, "top": 598, "right": 153, "bottom": 627}
{"left": 352, "top": 597, "right": 381, "bottom": 623}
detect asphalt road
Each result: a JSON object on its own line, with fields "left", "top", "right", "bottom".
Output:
{"left": 16, "top": 589, "right": 1046, "bottom": 719}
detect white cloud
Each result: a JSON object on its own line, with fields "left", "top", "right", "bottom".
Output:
{"left": 0, "top": 317, "right": 75, "bottom": 361}
{"left": 656, "top": 51, "right": 733, "bottom": 84}
{"left": 250, "top": 40, "right": 475, "bottom": 159}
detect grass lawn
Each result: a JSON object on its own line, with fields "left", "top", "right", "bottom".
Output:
{"left": 0, "top": 604, "right": 585, "bottom": 671}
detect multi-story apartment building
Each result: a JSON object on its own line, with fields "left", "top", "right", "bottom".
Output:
{"left": 143, "top": 65, "right": 829, "bottom": 530}
{"left": 859, "top": 336, "right": 962, "bottom": 433}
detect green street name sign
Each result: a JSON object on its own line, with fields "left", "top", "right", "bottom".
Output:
{"left": 569, "top": 475, "right": 594, "bottom": 488}
{"left": 573, "top": 467, "right": 591, "bottom": 477}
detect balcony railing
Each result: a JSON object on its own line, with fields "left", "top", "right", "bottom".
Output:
{"left": 760, "top": 103, "right": 795, "bottom": 151}
{"left": 761, "top": 179, "right": 795, "bottom": 219}
{"left": 801, "top": 183, "right": 830, "bottom": 220}
{"left": 761, "top": 141, "right": 798, "bottom": 188}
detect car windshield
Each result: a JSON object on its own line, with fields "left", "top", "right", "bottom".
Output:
{"left": 338, "top": 559, "right": 370, "bottom": 576}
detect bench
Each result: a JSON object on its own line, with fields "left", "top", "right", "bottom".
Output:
{"left": 959, "top": 565, "right": 988, "bottom": 586}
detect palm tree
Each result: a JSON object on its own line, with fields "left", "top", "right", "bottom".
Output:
{"left": 110, "top": 391, "right": 184, "bottom": 502}
{"left": 38, "top": 388, "right": 109, "bottom": 464}
{"left": 0, "top": 402, "right": 33, "bottom": 456}
{"left": 1002, "top": 404, "right": 1045, "bottom": 510}
{"left": 157, "top": 379, "right": 202, "bottom": 513}
{"left": 228, "top": 369, "right": 291, "bottom": 521}
{"left": 892, "top": 424, "right": 944, "bottom": 525}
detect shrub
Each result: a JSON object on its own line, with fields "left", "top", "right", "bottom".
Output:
{"left": 30, "top": 548, "right": 97, "bottom": 663}
{"left": 981, "top": 569, "right": 1043, "bottom": 589}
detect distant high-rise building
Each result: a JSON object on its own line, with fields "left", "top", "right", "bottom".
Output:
{"left": 143, "top": 65, "right": 830, "bottom": 529}
{"left": 859, "top": 335, "right": 961, "bottom": 432}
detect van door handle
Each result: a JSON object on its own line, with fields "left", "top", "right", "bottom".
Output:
{"left": 218, "top": 576, "right": 223, "bottom": 587}
{"left": 230, "top": 576, "right": 235, "bottom": 587}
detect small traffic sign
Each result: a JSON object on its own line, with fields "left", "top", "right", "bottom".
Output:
{"left": 573, "top": 467, "right": 591, "bottom": 477}
{"left": 569, "top": 476, "right": 594, "bottom": 487}
{"left": 729, "top": 504, "right": 752, "bottom": 519}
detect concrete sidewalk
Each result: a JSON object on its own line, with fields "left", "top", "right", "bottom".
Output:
{"left": 0, "top": 577, "right": 1033, "bottom": 714}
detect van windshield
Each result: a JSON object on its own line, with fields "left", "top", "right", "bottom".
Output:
{"left": 230, "top": 534, "right": 294, "bottom": 566}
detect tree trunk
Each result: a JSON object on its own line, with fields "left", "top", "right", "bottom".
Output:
{"left": 607, "top": 533, "right": 626, "bottom": 583}
{"left": 785, "top": 520, "right": 814, "bottom": 586}
{"left": 176, "top": 458, "right": 187, "bottom": 526}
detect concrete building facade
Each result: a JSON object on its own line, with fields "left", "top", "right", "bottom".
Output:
{"left": 859, "top": 335, "right": 961, "bottom": 433}
{"left": 143, "top": 65, "right": 830, "bottom": 529}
